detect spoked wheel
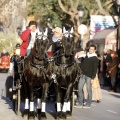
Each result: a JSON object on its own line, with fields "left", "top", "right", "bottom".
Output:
{"left": 12, "top": 88, "right": 21, "bottom": 115}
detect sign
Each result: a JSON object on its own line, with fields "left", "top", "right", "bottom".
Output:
{"left": 78, "top": 24, "right": 87, "bottom": 35}
{"left": 90, "top": 15, "right": 118, "bottom": 39}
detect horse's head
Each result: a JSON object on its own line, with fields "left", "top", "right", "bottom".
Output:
{"left": 61, "top": 27, "right": 75, "bottom": 57}
{"left": 35, "top": 28, "right": 49, "bottom": 57}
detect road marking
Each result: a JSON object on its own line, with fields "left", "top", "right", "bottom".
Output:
{"left": 107, "top": 110, "right": 118, "bottom": 114}
{"left": 91, "top": 104, "right": 96, "bottom": 106}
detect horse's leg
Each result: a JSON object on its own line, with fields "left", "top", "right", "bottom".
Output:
{"left": 28, "top": 84, "right": 35, "bottom": 120}
{"left": 36, "top": 88, "right": 42, "bottom": 118}
{"left": 38, "top": 83, "right": 48, "bottom": 120}
{"left": 54, "top": 84, "right": 62, "bottom": 120}
{"left": 62, "top": 83, "right": 73, "bottom": 119}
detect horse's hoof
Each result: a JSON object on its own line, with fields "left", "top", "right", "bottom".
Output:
{"left": 29, "top": 111, "right": 35, "bottom": 120}
{"left": 66, "top": 111, "right": 72, "bottom": 118}
{"left": 61, "top": 112, "right": 67, "bottom": 120}
{"left": 36, "top": 109, "right": 41, "bottom": 117}
{"left": 22, "top": 109, "right": 29, "bottom": 119}
{"left": 56, "top": 112, "right": 62, "bottom": 120}
{"left": 38, "top": 112, "right": 47, "bottom": 120}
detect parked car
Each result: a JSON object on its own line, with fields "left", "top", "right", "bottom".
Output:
{"left": 0, "top": 56, "right": 10, "bottom": 72}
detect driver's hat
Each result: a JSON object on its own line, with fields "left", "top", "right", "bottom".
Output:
{"left": 15, "top": 43, "right": 20, "bottom": 49}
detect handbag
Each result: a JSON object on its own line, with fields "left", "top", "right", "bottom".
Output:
{"left": 108, "top": 65, "right": 117, "bottom": 74}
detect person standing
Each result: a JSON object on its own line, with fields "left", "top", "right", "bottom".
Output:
{"left": 92, "top": 74, "right": 102, "bottom": 103}
{"left": 20, "top": 21, "right": 38, "bottom": 56}
{"left": 107, "top": 50, "right": 119, "bottom": 92}
{"left": 102, "top": 49, "right": 112, "bottom": 86}
{"left": 75, "top": 45, "right": 99, "bottom": 108}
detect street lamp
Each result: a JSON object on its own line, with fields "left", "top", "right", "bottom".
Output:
{"left": 115, "top": 0, "right": 120, "bottom": 50}
{"left": 77, "top": 6, "right": 84, "bottom": 18}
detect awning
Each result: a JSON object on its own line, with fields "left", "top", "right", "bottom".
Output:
{"left": 91, "top": 28, "right": 117, "bottom": 44}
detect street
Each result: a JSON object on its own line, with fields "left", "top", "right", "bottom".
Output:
{"left": 0, "top": 73, "right": 120, "bottom": 120}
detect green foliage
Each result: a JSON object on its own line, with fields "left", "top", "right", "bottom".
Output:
{"left": 0, "top": 32, "right": 17, "bottom": 55}
{"left": 27, "top": 0, "right": 115, "bottom": 28}
{"left": 28, "top": 0, "right": 75, "bottom": 27}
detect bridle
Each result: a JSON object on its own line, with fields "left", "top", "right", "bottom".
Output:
{"left": 29, "top": 34, "right": 50, "bottom": 68}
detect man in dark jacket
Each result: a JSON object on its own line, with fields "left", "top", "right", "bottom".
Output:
{"left": 75, "top": 45, "right": 99, "bottom": 108}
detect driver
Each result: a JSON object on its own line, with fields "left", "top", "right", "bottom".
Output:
{"left": 52, "top": 27, "right": 63, "bottom": 55}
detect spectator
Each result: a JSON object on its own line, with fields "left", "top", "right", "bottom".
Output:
{"left": 107, "top": 50, "right": 119, "bottom": 92}
{"left": 102, "top": 49, "right": 112, "bottom": 86}
{"left": 83, "top": 74, "right": 102, "bottom": 103}
{"left": 75, "top": 45, "right": 99, "bottom": 108}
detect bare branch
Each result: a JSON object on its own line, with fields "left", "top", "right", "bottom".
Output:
{"left": 58, "top": 0, "right": 73, "bottom": 16}
{"left": 95, "top": 0, "right": 110, "bottom": 15}
{"left": 103, "top": 0, "right": 112, "bottom": 7}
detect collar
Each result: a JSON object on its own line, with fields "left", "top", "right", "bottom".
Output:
{"left": 52, "top": 35, "right": 62, "bottom": 42}
{"left": 87, "top": 52, "right": 97, "bottom": 58}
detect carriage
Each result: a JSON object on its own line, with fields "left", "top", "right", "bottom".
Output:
{"left": 9, "top": 27, "right": 81, "bottom": 120}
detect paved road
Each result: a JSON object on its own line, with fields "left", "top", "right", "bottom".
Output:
{"left": 0, "top": 73, "right": 120, "bottom": 120}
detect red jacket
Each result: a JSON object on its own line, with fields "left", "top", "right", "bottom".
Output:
{"left": 20, "top": 28, "right": 31, "bottom": 56}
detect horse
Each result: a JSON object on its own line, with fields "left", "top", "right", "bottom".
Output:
{"left": 21, "top": 28, "right": 51, "bottom": 120}
{"left": 52, "top": 27, "right": 82, "bottom": 120}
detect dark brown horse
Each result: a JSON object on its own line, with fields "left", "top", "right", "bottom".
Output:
{"left": 52, "top": 27, "right": 82, "bottom": 120}
{"left": 21, "top": 29, "right": 51, "bottom": 120}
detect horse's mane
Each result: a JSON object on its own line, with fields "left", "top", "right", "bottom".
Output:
{"left": 27, "top": 45, "right": 36, "bottom": 60}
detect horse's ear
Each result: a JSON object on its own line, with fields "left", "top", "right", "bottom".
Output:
{"left": 44, "top": 28, "right": 48, "bottom": 36}
{"left": 70, "top": 27, "right": 74, "bottom": 33}
{"left": 63, "top": 26, "right": 67, "bottom": 33}
{"left": 36, "top": 33, "right": 38, "bottom": 39}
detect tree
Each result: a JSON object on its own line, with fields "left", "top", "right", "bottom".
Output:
{"left": 28, "top": 0, "right": 115, "bottom": 34}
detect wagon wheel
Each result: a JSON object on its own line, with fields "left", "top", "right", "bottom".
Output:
{"left": 12, "top": 84, "right": 21, "bottom": 115}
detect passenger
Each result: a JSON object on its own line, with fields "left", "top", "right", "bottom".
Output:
{"left": 9, "top": 43, "right": 21, "bottom": 77}
{"left": 20, "top": 21, "right": 38, "bottom": 56}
